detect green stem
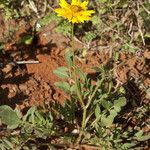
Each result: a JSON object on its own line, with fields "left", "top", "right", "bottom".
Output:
{"left": 86, "top": 78, "right": 105, "bottom": 109}
{"left": 77, "top": 108, "right": 87, "bottom": 143}
{"left": 71, "top": 23, "right": 88, "bottom": 143}
{"left": 81, "top": 108, "right": 87, "bottom": 130}
{"left": 71, "top": 23, "right": 85, "bottom": 107}
{"left": 72, "top": 23, "right": 75, "bottom": 67}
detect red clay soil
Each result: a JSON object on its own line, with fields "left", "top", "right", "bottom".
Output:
{"left": 0, "top": 16, "right": 150, "bottom": 150}
{"left": 0, "top": 18, "right": 149, "bottom": 111}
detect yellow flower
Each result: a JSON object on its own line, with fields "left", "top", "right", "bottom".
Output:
{"left": 55, "top": 0, "right": 95, "bottom": 23}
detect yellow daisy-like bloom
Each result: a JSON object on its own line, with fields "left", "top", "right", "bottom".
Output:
{"left": 55, "top": 0, "right": 95, "bottom": 23}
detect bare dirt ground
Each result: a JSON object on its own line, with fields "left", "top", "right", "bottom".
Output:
{"left": 0, "top": 17, "right": 150, "bottom": 107}
{"left": 0, "top": 15, "right": 150, "bottom": 145}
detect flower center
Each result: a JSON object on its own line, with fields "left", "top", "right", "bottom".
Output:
{"left": 70, "top": 5, "right": 82, "bottom": 13}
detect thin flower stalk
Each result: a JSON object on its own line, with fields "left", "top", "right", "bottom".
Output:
{"left": 55, "top": 0, "right": 95, "bottom": 141}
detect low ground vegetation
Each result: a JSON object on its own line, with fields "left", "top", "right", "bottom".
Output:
{"left": 0, "top": 0, "right": 150, "bottom": 149}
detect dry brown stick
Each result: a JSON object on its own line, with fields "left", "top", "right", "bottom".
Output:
{"left": 15, "top": 60, "right": 40, "bottom": 65}
{"left": 0, "top": 60, "right": 40, "bottom": 67}
{"left": 139, "top": 0, "right": 150, "bottom": 15}
{"left": 134, "top": 3, "right": 145, "bottom": 45}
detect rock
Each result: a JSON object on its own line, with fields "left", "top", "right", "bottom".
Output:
{"left": 19, "top": 84, "right": 27, "bottom": 91}
{"left": 144, "top": 50, "right": 150, "bottom": 59}
{"left": 26, "top": 89, "right": 30, "bottom": 95}
{"left": 2, "top": 64, "right": 13, "bottom": 74}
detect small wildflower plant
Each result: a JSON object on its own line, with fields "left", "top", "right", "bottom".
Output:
{"left": 0, "top": 0, "right": 149, "bottom": 149}
{"left": 54, "top": 0, "right": 96, "bottom": 141}
{"left": 54, "top": 0, "right": 127, "bottom": 143}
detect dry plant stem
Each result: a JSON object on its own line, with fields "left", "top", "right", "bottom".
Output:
{"left": 16, "top": 60, "right": 40, "bottom": 64}
{"left": 0, "top": 60, "right": 40, "bottom": 67}
{"left": 138, "top": 0, "right": 150, "bottom": 15}
{"left": 134, "top": 2, "right": 145, "bottom": 45}
{"left": 71, "top": 23, "right": 86, "bottom": 142}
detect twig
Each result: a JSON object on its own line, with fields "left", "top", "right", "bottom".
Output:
{"left": 48, "top": 5, "right": 55, "bottom": 12}
{"left": 28, "top": 0, "right": 40, "bottom": 18}
{"left": 0, "top": 60, "right": 40, "bottom": 67}
{"left": 74, "top": 36, "right": 90, "bottom": 48}
{"left": 139, "top": 0, "right": 150, "bottom": 15}
{"left": 128, "top": 21, "right": 133, "bottom": 42}
{"left": 42, "top": 0, "right": 47, "bottom": 14}
{"left": 15, "top": 60, "right": 40, "bottom": 65}
{"left": 134, "top": 3, "right": 145, "bottom": 45}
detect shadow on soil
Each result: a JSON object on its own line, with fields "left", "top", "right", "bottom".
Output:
{"left": 0, "top": 26, "right": 58, "bottom": 108}
{"left": 6, "top": 27, "right": 57, "bottom": 60}
{"left": 0, "top": 67, "right": 33, "bottom": 108}
{"left": 0, "top": 87, "right": 29, "bottom": 109}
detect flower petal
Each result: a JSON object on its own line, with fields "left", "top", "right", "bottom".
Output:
{"left": 55, "top": 8, "right": 65, "bottom": 15}
{"left": 72, "top": 17, "right": 79, "bottom": 23}
{"left": 59, "top": 0, "right": 69, "bottom": 8}
{"left": 71, "top": 0, "right": 81, "bottom": 5}
{"left": 80, "top": 1, "right": 88, "bottom": 10}
{"left": 78, "top": 14, "right": 90, "bottom": 22}
{"left": 81, "top": 10, "right": 95, "bottom": 16}
{"left": 55, "top": 0, "right": 95, "bottom": 23}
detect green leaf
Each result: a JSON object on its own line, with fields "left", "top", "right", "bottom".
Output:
{"left": 35, "top": 111, "right": 45, "bottom": 123}
{"left": 91, "top": 15, "right": 101, "bottom": 27}
{"left": 95, "top": 105, "right": 101, "bottom": 119}
{"left": 102, "top": 100, "right": 112, "bottom": 109}
{"left": 137, "top": 134, "right": 150, "bottom": 141}
{"left": 114, "top": 51, "right": 119, "bottom": 61}
{"left": 0, "top": 105, "right": 21, "bottom": 129}
{"left": 75, "top": 67, "right": 86, "bottom": 81}
{"left": 97, "top": 93, "right": 108, "bottom": 103}
{"left": 2, "top": 138, "right": 14, "bottom": 149}
{"left": 70, "top": 84, "right": 76, "bottom": 93}
{"left": 19, "top": 35, "right": 33, "bottom": 45}
{"left": 14, "top": 108, "right": 22, "bottom": 119}
{"left": 24, "top": 125, "right": 34, "bottom": 134}
{"left": 55, "top": 20, "right": 71, "bottom": 36}
{"left": 121, "top": 142, "right": 136, "bottom": 149}
{"left": 55, "top": 82, "right": 70, "bottom": 94}
{"left": 134, "top": 130, "right": 143, "bottom": 140}
{"left": 119, "top": 86, "right": 126, "bottom": 94}
{"left": 39, "top": 13, "right": 58, "bottom": 27}
{"left": 101, "top": 114, "right": 114, "bottom": 127}
{"left": 145, "top": 88, "right": 150, "bottom": 99}
{"left": 98, "top": 8, "right": 107, "bottom": 14}
{"left": 84, "top": 31, "right": 97, "bottom": 43}
{"left": 53, "top": 67, "right": 69, "bottom": 79}
{"left": 114, "top": 97, "right": 126, "bottom": 107}
{"left": 109, "top": 110, "right": 118, "bottom": 118}
{"left": 0, "top": 143, "right": 5, "bottom": 150}
{"left": 65, "top": 50, "right": 73, "bottom": 67}
{"left": 23, "top": 106, "right": 36, "bottom": 121}
{"left": 113, "top": 106, "right": 121, "bottom": 112}
{"left": 144, "top": 33, "right": 150, "bottom": 38}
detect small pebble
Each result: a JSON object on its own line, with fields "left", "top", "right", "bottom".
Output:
{"left": 19, "top": 84, "right": 27, "bottom": 91}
